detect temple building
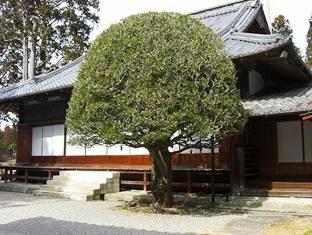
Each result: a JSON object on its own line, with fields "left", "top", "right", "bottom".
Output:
{"left": 1, "top": 0, "right": 312, "bottom": 199}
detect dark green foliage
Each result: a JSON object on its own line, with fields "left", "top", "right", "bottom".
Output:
{"left": 0, "top": 0, "right": 99, "bottom": 86}
{"left": 0, "top": 125, "right": 16, "bottom": 160}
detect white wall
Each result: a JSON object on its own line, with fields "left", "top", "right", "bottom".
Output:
{"left": 277, "top": 121, "right": 303, "bottom": 162}
{"left": 66, "top": 130, "right": 85, "bottom": 156}
{"left": 249, "top": 70, "right": 265, "bottom": 96}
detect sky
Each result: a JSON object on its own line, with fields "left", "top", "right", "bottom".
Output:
{"left": 91, "top": 0, "right": 312, "bottom": 55}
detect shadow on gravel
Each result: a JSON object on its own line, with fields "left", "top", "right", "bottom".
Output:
{"left": 123, "top": 193, "right": 268, "bottom": 215}
{"left": 0, "top": 216, "right": 188, "bottom": 235}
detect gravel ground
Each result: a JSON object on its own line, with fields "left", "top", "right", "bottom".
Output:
{"left": 0, "top": 192, "right": 304, "bottom": 235}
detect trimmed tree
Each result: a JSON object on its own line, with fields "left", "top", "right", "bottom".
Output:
{"left": 66, "top": 12, "right": 248, "bottom": 208}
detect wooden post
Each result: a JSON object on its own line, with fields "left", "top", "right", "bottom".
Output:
{"left": 187, "top": 171, "right": 192, "bottom": 193}
{"left": 143, "top": 171, "right": 147, "bottom": 191}
{"left": 48, "top": 169, "right": 52, "bottom": 180}
{"left": 16, "top": 124, "right": 32, "bottom": 164}
{"left": 10, "top": 169, "right": 13, "bottom": 182}
{"left": 211, "top": 136, "right": 215, "bottom": 204}
{"left": 4, "top": 169, "right": 8, "bottom": 183}
{"left": 24, "top": 169, "right": 29, "bottom": 184}
{"left": 301, "top": 119, "right": 306, "bottom": 162}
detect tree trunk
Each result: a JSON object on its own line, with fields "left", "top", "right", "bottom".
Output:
{"left": 148, "top": 147, "right": 173, "bottom": 208}
{"left": 22, "top": 14, "right": 28, "bottom": 81}
{"left": 29, "top": 22, "right": 37, "bottom": 80}
{"left": 211, "top": 135, "right": 215, "bottom": 203}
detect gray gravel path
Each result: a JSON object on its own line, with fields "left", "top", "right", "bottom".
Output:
{"left": 0, "top": 192, "right": 304, "bottom": 235}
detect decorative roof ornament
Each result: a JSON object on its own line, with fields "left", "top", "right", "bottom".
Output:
{"left": 276, "top": 26, "right": 293, "bottom": 40}
{"left": 252, "top": 0, "right": 261, "bottom": 8}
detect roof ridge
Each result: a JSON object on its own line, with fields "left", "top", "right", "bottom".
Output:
{"left": 188, "top": 0, "right": 256, "bottom": 16}
{"left": 218, "top": 2, "right": 251, "bottom": 37}
{"left": 230, "top": 32, "right": 291, "bottom": 44}
{"left": 34, "top": 56, "right": 84, "bottom": 81}
{"left": 0, "top": 79, "right": 30, "bottom": 95}
{"left": 0, "top": 56, "right": 84, "bottom": 98}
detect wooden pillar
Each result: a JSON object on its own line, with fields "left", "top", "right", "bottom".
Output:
{"left": 301, "top": 119, "right": 306, "bottom": 162}
{"left": 231, "top": 147, "right": 245, "bottom": 195}
{"left": 10, "top": 169, "right": 13, "bottom": 182}
{"left": 48, "top": 169, "right": 52, "bottom": 180}
{"left": 143, "top": 171, "right": 147, "bottom": 191}
{"left": 16, "top": 124, "right": 32, "bottom": 164}
{"left": 24, "top": 169, "right": 29, "bottom": 183}
{"left": 187, "top": 171, "right": 192, "bottom": 193}
{"left": 4, "top": 169, "right": 8, "bottom": 182}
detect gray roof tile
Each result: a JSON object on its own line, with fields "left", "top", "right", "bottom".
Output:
{"left": 0, "top": 57, "right": 82, "bottom": 103}
{"left": 243, "top": 84, "right": 312, "bottom": 116}
{"left": 225, "top": 32, "right": 290, "bottom": 58}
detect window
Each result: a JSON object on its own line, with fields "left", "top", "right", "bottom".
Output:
{"left": 32, "top": 125, "right": 65, "bottom": 156}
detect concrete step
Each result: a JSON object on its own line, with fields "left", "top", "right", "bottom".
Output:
{"left": 60, "top": 171, "right": 119, "bottom": 178}
{"left": 33, "top": 190, "right": 97, "bottom": 201}
{"left": 35, "top": 170, "right": 120, "bottom": 201}
{"left": 247, "top": 181, "right": 312, "bottom": 189}
{"left": 242, "top": 188, "right": 312, "bottom": 198}
{"left": 0, "top": 182, "right": 41, "bottom": 194}
{"left": 52, "top": 175, "right": 116, "bottom": 183}
{"left": 40, "top": 185, "right": 101, "bottom": 195}
{"left": 46, "top": 179, "right": 102, "bottom": 187}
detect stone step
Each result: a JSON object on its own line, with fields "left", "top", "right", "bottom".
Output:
{"left": 41, "top": 184, "right": 119, "bottom": 195}
{"left": 33, "top": 190, "right": 98, "bottom": 201}
{"left": 242, "top": 188, "right": 312, "bottom": 198}
{"left": 35, "top": 170, "right": 120, "bottom": 201}
{"left": 60, "top": 171, "right": 119, "bottom": 178}
{"left": 52, "top": 175, "right": 118, "bottom": 184}
{"left": 46, "top": 179, "right": 102, "bottom": 187}
{"left": 40, "top": 185, "right": 101, "bottom": 195}
{"left": 46, "top": 179, "right": 116, "bottom": 191}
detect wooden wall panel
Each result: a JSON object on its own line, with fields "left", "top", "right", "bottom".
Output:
{"left": 16, "top": 124, "right": 32, "bottom": 164}
{"left": 248, "top": 119, "right": 312, "bottom": 181}
{"left": 31, "top": 153, "right": 228, "bottom": 169}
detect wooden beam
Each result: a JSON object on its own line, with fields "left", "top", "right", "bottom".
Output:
{"left": 302, "top": 114, "right": 312, "bottom": 121}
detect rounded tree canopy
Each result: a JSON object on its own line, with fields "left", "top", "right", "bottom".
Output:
{"left": 66, "top": 12, "right": 248, "bottom": 149}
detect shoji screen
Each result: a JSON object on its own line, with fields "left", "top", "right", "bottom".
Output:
{"left": 32, "top": 125, "right": 65, "bottom": 156}
{"left": 32, "top": 127, "right": 43, "bottom": 156}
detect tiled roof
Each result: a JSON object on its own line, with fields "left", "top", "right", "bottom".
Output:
{"left": 191, "top": 0, "right": 262, "bottom": 39}
{"left": 225, "top": 32, "right": 290, "bottom": 58}
{"left": 0, "top": 0, "right": 297, "bottom": 108}
{"left": 243, "top": 84, "right": 312, "bottom": 116}
{"left": 0, "top": 57, "right": 82, "bottom": 103}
